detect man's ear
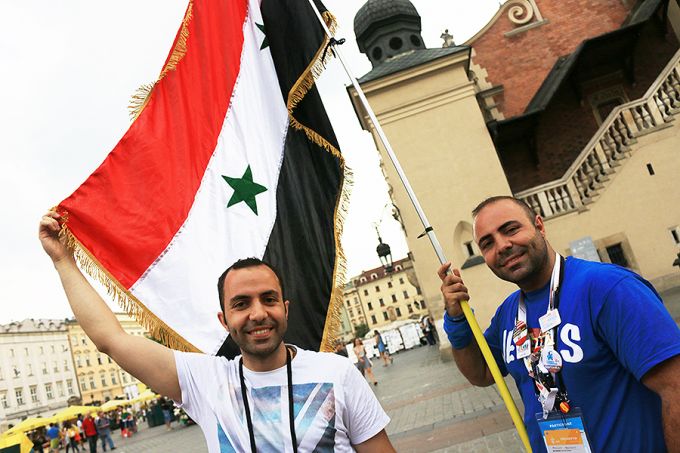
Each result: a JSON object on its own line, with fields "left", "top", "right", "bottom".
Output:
{"left": 284, "top": 300, "right": 290, "bottom": 319}
{"left": 217, "top": 311, "right": 229, "bottom": 330}
{"left": 534, "top": 215, "right": 546, "bottom": 236}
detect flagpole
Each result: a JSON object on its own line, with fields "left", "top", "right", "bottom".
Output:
{"left": 306, "top": 2, "right": 532, "bottom": 451}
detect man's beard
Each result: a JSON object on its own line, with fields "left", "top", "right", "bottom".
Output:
{"left": 231, "top": 320, "right": 286, "bottom": 358}
{"left": 491, "top": 235, "right": 549, "bottom": 286}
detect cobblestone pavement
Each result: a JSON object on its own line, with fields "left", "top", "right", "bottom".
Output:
{"left": 104, "top": 286, "right": 680, "bottom": 452}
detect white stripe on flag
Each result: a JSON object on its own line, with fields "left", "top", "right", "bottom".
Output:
{"left": 130, "top": 1, "right": 289, "bottom": 354}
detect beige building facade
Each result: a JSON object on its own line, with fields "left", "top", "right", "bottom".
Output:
{"left": 67, "top": 313, "right": 147, "bottom": 405}
{"left": 349, "top": 0, "right": 680, "bottom": 358}
{"left": 0, "top": 319, "right": 80, "bottom": 431}
{"left": 342, "top": 257, "right": 429, "bottom": 335}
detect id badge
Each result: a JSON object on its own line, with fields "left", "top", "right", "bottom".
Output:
{"left": 536, "top": 408, "right": 592, "bottom": 453}
{"left": 539, "top": 309, "right": 561, "bottom": 333}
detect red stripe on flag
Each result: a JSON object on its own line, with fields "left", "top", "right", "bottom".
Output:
{"left": 60, "top": 0, "right": 248, "bottom": 288}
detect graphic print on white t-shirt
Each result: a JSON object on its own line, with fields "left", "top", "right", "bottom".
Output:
{"left": 216, "top": 382, "right": 337, "bottom": 452}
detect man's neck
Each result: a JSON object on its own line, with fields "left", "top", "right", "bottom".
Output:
{"left": 241, "top": 342, "right": 289, "bottom": 372}
{"left": 518, "top": 247, "right": 557, "bottom": 293}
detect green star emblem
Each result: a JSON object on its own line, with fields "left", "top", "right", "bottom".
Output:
{"left": 256, "top": 23, "right": 268, "bottom": 50}
{"left": 221, "top": 165, "right": 268, "bottom": 215}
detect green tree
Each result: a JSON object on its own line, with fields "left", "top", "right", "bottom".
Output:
{"left": 354, "top": 323, "right": 369, "bottom": 339}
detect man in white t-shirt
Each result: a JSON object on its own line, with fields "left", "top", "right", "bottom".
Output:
{"left": 39, "top": 211, "right": 394, "bottom": 452}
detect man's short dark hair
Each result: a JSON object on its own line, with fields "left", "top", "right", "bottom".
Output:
{"left": 472, "top": 196, "right": 537, "bottom": 222}
{"left": 217, "top": 257, "right": 285, "bottom": 312}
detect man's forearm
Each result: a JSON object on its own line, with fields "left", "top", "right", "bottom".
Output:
{"left": 662, "top": 398, "right": 680, "bottom": 453}
{"left": 452, "top": 339, "right": 494, "bottom": 387}
{"left": 55, "top": 256, "right": 125, "bottom": 353}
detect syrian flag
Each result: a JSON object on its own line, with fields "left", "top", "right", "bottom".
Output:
{"left": 57, "top": 0, "right": 349, "bottom": 356}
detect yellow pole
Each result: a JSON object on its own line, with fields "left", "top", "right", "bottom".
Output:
{"left": 460, "top": 301, "right": 532, "bottom": 452}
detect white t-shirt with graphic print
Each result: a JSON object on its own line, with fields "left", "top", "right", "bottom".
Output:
{"left": 174, "top": 347, "right": 390, "bottom": 452}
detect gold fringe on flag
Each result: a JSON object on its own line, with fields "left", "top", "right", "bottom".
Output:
{"left": 128, "top": 0, "right": 194, "bottom": 122}
{"left": 128, "top": 83, "right": 155, "bottom": 121}
{"left": 320, "top": 163, "right": 353, "bottom": 352}
{"left": 58, "top": 221, "right": 200, "bottom": 353}
{"left": 284, "top": 9, "right": 350, "bottom": 351}
{"left": 287, "top": 11, "right": 341, "bottom": 159}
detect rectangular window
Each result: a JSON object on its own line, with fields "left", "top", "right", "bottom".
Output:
{"left": 108, "top": 357, "right": 113, "bottom": 364}
{"left": 407, "top": 304, "right": 413, "bottom": 314}
{"left": 374, "top": 286, "right": 380, "bottom": 293}
{"left": 111, "top": 373, "right": 117, "bottom": 385}
{"left": 42, "top": 362, "right": 48, "bottom": 375}
{"left": 45, "top": 383, "right": 53, "bottom": 399}
{"left": 1, "top": 391, "right": 8, "bottom": 408}
{"left": 399, "top": 277, "right": 404, "bottom": 284}
{"left": 100, "top": 374, "right": 107, "bottom": 387}
{"left": 346, "top": 300, "right": 351, "bottom": 307}
{"left": 15, "top": 388, "right": 24, "bottom": 405}
{"left": 391, "top": 294, "right": 397, "bottom": 303}
{"left": 349, "top": 308, "right": 354, "bottom": 317}
{"left": 67, "top": 380, "right": 74, "bottom": 395}
{"left": 370, "top": 315, "right": 377, "bottom": 325}
{"left": 57, "top": 381, "right": 64, "bottom": 397}
{"left": 89, "top": 377, "right": 96, "bottom": 389}
{"left": 30, "top": 385, "right": 38, "bottom": 403}
{"left": 85, "top": 357, "right": 91, "bottom": 367}
{"left": 81, "top": 335, "right": 87, "bottom": 345}
{"left": 80, "top": 378, "right": 87, "bottom": 391}
{"left": 382, "top": 312, "right": 389, "bottom": 321}
{"left": 396, "top": 307, "right": 402, "bottom": 317}
{"left": 122, "top": 373, "right": 128, "bottom": 384}
{"left": 421, "top": 300, "right": 427, "bottom": 309}
{"left": 367, "top": 302, "right": 373, "bottom": 310}
{"left": 379, "top": 298, "right": 385, "bottom": 307}
{"left": 403, "top": 290, "right": 409, "bottom": 299}
{"left": 53, "top": 361, "right": 59, "bottom": 372}
{"left": 363, "top": 289, "right": 369, "bottom": 296}
{"left": 464, "top": 241, "right": 475, "bottom": 258}
{"left": 64, "top": 360, "right": 69, "bottom": 371}
{"left": 76, "top": 356, "right": 82, "bottom": 368}
{"left": 670, "top": 226, "right": 680, "bottom": 245}
{"left": 97, "top": 354, "right": 102, "bottom": 365}
{"left": 27, "top": 364, "right": 33, "bottom": 376}
{"left": 387, "top": 281, "right": 393, "bottom": 288}
{"left": 606, "top": 243, "right": 629, "bottom": 268}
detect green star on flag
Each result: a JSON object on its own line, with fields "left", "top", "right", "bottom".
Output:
{"left": 222, "top": 165, "right": 267, "bottom": 215}
{"left": 256, "top": 23, "right": 268, "bottom": 50}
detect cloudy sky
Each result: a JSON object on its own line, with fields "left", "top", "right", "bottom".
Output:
{"left": 0, "top": 0, "right": 500, "bottom": 323}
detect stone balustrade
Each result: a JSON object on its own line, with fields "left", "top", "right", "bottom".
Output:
{"left": 515, "top": 49, "right": 680, "bottom": 219}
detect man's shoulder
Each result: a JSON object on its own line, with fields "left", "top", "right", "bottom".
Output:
{"left": 565, "top": 257, "right": 657, "bottom": 296}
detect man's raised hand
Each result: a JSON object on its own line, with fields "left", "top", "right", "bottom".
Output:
{"left": 437, "top": 262, "right": 470, "bottom": 318}
{"left": 39, "top": 211, "right": 72, "bottom": 264}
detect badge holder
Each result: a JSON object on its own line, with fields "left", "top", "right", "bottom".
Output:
{"left": 536, "top": 408, "right": 593, "bottom": 453}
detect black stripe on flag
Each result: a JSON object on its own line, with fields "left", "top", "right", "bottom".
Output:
{"left": 216, "top": 0, "right": 343, "bottom": 358}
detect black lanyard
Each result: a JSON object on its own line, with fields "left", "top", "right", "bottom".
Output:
{"left": 239, "top": 346, "right": 298, "bottom": 453}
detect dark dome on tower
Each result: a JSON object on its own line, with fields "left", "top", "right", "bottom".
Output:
{"left": 354, "top": 0, "right": 426, "bottom": 68}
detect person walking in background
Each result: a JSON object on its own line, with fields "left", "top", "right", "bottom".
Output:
{"left": 46, "top": 423, "right": 61, "bottom": 453}
{"left": 422, "top": 316, "right": 437, "bottom": 345}
{"left": 374, "top": 330, "right": 393, "bottom": 366}
{"left": 161, "top": 399, "right": 174, "bottom": 431}
{"left": 63, "top": 422, "right": 80, "bottom": 453}
{"left": 353, "top": 338, "right": 377, "bottom": 386}
{"left": 81, "top": 414, "right": 97, "bottom": 453}
{"left": 95, "top": 412, "right": 116, "bottom": 451}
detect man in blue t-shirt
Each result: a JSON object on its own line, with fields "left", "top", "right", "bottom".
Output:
{"left": 438, "top": 196, "right": 680, "bottom": 452}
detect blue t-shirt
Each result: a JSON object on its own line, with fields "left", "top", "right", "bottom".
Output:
{"left": 484, "top": 257, "right": 680, "bottom": 453}
{"left": 46, "top": 425, "right": 59, "bottom": 440}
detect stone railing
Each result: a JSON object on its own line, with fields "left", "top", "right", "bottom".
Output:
{"left": 515, "top": 49, "right": 680, "bottom": 219}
